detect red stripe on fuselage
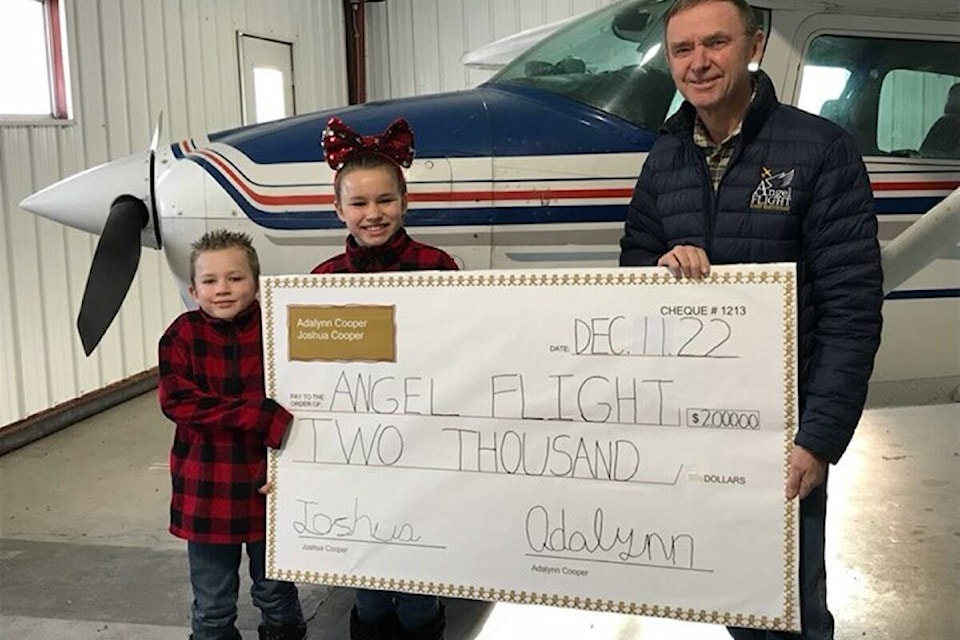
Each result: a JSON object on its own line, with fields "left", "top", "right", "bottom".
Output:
{"left": 191, "top": 148, "right": 335, "bottom": 206}
{"left": 871, "top": 180, "right": 959, "bottom": 191}
{"left": 409, "top": 187, "right": 633, "bottom": 202}
{"left": 179, "top": 144, "right": 957, "bottom": 207}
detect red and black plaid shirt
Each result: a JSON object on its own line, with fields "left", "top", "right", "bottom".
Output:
{"left": 158, "top": 301, "right": 292, "bottom": 544}
{"left": 312, "top": 227, "right": 459, "bottom": 273}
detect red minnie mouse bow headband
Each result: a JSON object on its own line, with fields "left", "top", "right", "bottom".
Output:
{"left": 321, "top": 117, "right": 415, "bottom": 171}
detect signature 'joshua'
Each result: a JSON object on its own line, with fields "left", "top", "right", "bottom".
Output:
{"left": 293, "top": 497, "right": 421, "bottom": 544}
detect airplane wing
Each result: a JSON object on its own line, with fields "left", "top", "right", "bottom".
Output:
{"left": 460, "top": 13, "right": 585, "bottom": 70}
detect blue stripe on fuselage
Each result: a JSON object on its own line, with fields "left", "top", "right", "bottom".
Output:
{"left": 886, "top": 289, "right": 960, "bottom": 300}
{"left": 205, "top": 85, "right": 656, "bottom": 163}
{"left": 875, "top": 197, "right": 946, "bottom": 215}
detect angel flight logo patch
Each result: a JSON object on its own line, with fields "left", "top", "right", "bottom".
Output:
{"left": 750, "top": 167, "right": 795, "bottom": 211}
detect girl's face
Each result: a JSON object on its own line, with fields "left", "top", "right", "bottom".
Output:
{"left": 334, "top": 166, "right": 406, "bottom": 247}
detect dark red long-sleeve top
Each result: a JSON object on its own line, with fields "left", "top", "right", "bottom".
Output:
{"left": 312, "top": 227, "right": 458, "bottom": 273}
{"left": 158, "top": 301, "right": 292, "bottom": 543}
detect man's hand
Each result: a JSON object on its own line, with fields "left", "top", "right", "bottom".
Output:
{"left": 785, "top": 445, "right": 828, "bottom": 500}
{"left": 658, "top": 245, "right": 710, "bottom": 279}
{"left": 258, "top": 482, "right": 273, "bottom": 495}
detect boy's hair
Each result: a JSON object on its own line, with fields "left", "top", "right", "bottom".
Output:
{"left": 189, "top": 229, "right": 260, "bottom": 283}
{"left": 664, "top": 0, "right": 760, "bottom": 37}
{"left": 333, "top": 153, "right": 407, "bottom": 202}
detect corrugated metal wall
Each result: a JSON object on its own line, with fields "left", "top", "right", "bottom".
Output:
{"left": 365, "top": 0, "right": 616, "bottom": 99}
{"left": 0, "top": 0, "right": 348, "bottom": 428}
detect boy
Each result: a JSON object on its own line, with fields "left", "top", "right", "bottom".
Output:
{"left": 159, "top": 229, "right": 307, "bottom": 640}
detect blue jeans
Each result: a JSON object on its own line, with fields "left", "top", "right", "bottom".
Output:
{"left": 187, "top": 541, "right": 304, "bottom": 640}
{"left": 728, "top": 478, "right": 834, "bottom": 640}
{"left": 355, "top": 588, "right": 440, "bottom": 631}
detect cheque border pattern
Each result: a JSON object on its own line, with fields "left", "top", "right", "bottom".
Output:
{"left": 263, "top": 281, "right": 280, "bottom": 572}
{"left": 781, "top": 270, "right": 798, "bottom": 631}
{"left": 259, "top": 268, "right": 799, "bottom": 631}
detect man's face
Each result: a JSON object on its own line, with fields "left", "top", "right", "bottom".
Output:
{"left": 666, "top": 1, "right": 765, "bottom": 115}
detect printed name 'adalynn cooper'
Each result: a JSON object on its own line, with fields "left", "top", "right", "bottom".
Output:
{"left": 531, "top": 563, "right": 590, "bottom": 578}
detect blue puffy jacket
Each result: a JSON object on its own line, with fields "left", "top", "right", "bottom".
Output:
{"left": 620, "top": 71, "right": 883, "bottom": 463}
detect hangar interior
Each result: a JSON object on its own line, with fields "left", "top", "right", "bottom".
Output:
{"left": 0, "top": 0, "right": 957, "bottom": 638}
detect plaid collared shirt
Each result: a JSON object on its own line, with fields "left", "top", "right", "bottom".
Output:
{"left": 693, "top": 83, "right": 757, "bottom": 190}
{"left": 693, "top": 117, "right": 742, "bottom": 191}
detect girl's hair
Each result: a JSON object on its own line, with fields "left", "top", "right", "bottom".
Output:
{"left": 664, "top": 0, "right": 760, "bottom": 37}
{"left": 189, "top": 229, "right": 260, "bottom": 283}
{"left": 333, "top": 153, "right": 407, "bottom": 202}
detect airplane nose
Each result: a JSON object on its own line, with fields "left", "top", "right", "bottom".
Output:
{"left": 18, "top": 113, "right": 173, "bottom": 356}
{"left": 18, "top": 151, "right": 152, "bottom": 236}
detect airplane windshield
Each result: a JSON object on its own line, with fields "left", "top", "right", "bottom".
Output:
{"left": 490, "top": 0, "right": 677, "bottom": 131}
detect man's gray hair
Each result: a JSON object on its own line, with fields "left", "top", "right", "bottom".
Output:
{"left": 664, "top": 0, "right": 761, "bottom": 36}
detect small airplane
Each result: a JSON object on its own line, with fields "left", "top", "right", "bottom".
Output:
{"left": 19, "top": 0, "right": 960, "bottom": 355}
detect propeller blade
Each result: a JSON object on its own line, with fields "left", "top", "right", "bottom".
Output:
{"left": 148, "top": 112, "right": 164, "bottom": 249}
{"left": 149, "top": 111, "right": 164, "bottom": 153}
{"left": 77, "top": 196, "right": 149, "bottom": 356}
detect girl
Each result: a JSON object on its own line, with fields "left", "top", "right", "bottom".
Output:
{"left": 314, "top": 117, "right": 454, "bottom": 640}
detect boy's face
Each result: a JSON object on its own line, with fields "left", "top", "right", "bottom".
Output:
{"left": 189, "top": 247, "right": 258, "bottom": 321}
{"left": 334, "top": 166, "right": 406, "bottom": 248}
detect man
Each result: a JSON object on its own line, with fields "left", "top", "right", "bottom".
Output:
{"left": 619, "top": 1, "right": 883, "bottom": 638}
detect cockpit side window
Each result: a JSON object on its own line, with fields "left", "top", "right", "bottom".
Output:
{"left": 880, "top": 69, "right": 960, "bottom": 158}
{"left": 797, "top": 35, "right": 960, "bottom": 159}
{"left": 492, "top": 1, "right": 677, "bottom": 131}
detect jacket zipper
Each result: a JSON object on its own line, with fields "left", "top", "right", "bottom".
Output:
{"left": 697, "top": 148, "right": 716, "bottom": 256}
{"left": 706, "top": 137, "right": 746, "bottom": 259}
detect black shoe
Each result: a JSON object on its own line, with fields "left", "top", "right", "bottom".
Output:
{"left": 396, "top": 602, "right": 445, "bottom": 640}
{"left": 189, "top": 629, "right": 243, "bottom": 640}
{"left": 258, "top": 622, "right": 307, "bottom": 640}
{"left": 350, "top": 606, "right": 398, "bottom": 640}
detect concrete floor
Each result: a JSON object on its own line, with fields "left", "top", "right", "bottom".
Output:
{"left": 0, "top": 392, "right": 957, "bottom": 639}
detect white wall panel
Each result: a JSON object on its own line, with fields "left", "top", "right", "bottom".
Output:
{"left": 462, "top": 1, "right": 496, "bottom": 88}
{"left": 411, "top": 1, "right": 440, "bottom": 95}
{"left": 0, "top": 0, "right": 348, "bottom": 428}
{"left": 0, "top": 134, "right": 23, "bottom": 424}
{"left": 436, "top": 2, "right": 468, "bottom": 92}
{"left": 161, "top": 2, "right": 191, "bottom": 138}
{"left": 366, "top": 4, "right": 391, "bottom": 99}
{"left": 1, "top": 128, "right": 48, "bottom": 418}
{"left": 181, "top": 2, "right": 210, "bottom": 134}
{"left": 31, "top": 133, "right": 78, "bottom": 403}
{"left": 199, "top": 1, "right": 227, "bottom": 128}
{"left": 366, "top": 0, "right": 614, "bottom": 99}
{"left": 491, "top": 0, "right": 521, "bottom": 40}
{"left": 518, "top": 2, "right": 544, "bottom": 30}
{"left": 545, "top": 0, "right": 578, "bottom": 23}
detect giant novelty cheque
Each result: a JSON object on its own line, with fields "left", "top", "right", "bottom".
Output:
{"left": 261, "top": 265, "right": 800, "bottom": 632}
